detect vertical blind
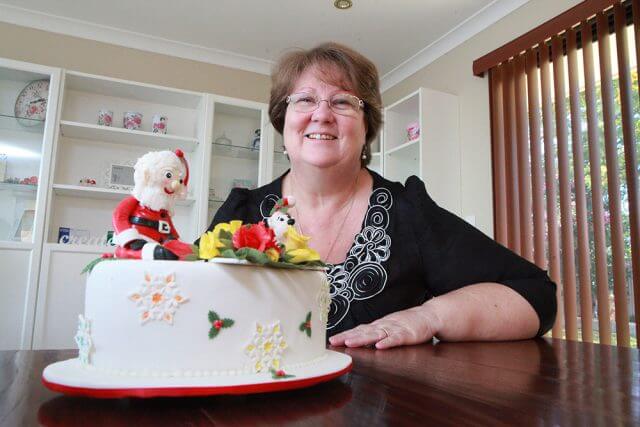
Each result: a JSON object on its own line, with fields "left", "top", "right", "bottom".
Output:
{"left": 476, "top": 0, "right": 640, "bottom": 347}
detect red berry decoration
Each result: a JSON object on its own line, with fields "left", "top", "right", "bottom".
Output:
{"left": 208, "top": 310, "right": 234, "bottom": 339}
{"left": 270, "top": 368, "right": 294, "bottom": 379}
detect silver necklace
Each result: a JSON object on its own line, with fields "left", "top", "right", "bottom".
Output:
{"left": 292, "top": 171, "right": 360, "bottom": 263}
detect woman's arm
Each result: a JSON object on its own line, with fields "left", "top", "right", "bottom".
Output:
{"left": 329, "top": 282, "right": 539, "bottom": 349}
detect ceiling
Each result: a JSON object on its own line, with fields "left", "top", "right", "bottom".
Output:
{"left": 0, "top": 0, "right": 529, "bottom": 90}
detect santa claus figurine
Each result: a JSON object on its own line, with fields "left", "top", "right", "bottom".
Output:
{"left": 112, "top": 149, "right": 194, "bottom": 260}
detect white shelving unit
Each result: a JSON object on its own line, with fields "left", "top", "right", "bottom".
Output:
{"left": 51, "top": 183, "right": 195, "bottom": 205}
{"left": 0, "top": 58, "right": 61, "bottom": 351}
{"left": 383, "top": 87, "right": 460, "bottom": 214}
{"left": 205, "top": 96, "right": 277, "bottom": 224}
{"left": 59, "top": 121, "right": 199, "bottom": 151}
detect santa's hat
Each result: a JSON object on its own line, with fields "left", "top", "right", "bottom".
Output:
{"left": 175, "top": 149, "right": 189, "bottom": 187}
{"left": 269, "top": 196, "right": 296, "bottom": 216}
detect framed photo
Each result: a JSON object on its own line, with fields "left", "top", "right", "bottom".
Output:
{"left": 104, "top": 162, "right": 135, "bottom": 190}
{"left": 13, "top": 209, "right": 35, "bottom": 242}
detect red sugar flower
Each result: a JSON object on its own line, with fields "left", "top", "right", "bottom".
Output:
{"left": 232, "top": 222, "right": 279, "bottom": 252}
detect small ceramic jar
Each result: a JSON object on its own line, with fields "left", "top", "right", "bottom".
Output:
{"left": 98, "top": 110, "right": 113, "bottom": 126}
{"left": 152, "top": 115, "right": 168, "bottom": 134}
{"left": 123, "top": 112, "right": 143, "bottom": 130}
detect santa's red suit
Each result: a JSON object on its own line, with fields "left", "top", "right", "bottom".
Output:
{"left": 112, "top": 195, "right": 192, "bottom": 260}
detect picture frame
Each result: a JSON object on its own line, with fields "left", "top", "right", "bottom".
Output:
{"left": 104, "top": 162, "right": 135, "bottom": 190}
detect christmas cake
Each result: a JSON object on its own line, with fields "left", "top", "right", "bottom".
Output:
{"left": 42, "top": 149, "right": 350, "bottom": 396}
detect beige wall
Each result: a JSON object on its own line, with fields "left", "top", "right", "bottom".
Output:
{"left": 382, "top": 0, "right": 581, "bottom": 237}
{"left": 0, "top": 22, "right": 271, "bottom": 102}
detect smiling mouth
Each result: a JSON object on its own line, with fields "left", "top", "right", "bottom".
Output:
{"left": 305, "top": 133, "right": 337, "bottom": 140}
{"left": 164, "top": 188, "right": 175, "bottom": 195}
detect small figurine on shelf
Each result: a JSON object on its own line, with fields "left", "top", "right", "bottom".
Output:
{"left": 78, "top": 177, "right": 97, "bottom": 187}
{"left": 112, "top": 149, "right": 196, "bottom": 260}
{"left": 19, "top": 176, "right": 38, "bottom": 186}
{"left": 251, "top": 129, "right": 261, "bottom": 150}
{"left": 98, "top": 110, "right": 113, "bottom": 127}
{"left": 123, "top": 112, "right": 143, "bottom": 130}
{"left": 406, "top": 122, "right": 420, "bottom": 141}
{"left": 152, "top": 115, "right": 168, "bottom": 134}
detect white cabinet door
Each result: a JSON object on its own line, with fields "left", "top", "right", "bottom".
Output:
{"left": 0, "top": 246, "right": 33, "bottom": 350}
{"left": 32, "top": 244, "right": 104, "bottom": 349}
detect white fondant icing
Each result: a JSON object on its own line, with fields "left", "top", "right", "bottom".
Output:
{"left": 86, "top": 260, "right": 327, "bottom": 375}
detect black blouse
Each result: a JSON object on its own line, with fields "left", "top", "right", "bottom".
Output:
{"left": 205, "top": 169, "right": 557, "bottom": 337}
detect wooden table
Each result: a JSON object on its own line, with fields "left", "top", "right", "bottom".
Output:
{"left": 1, "top": 339, "right": 638, "bottom": 426}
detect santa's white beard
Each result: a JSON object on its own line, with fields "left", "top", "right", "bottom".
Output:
{"left": 133, "top": 185, "right": 176, "bottom": 214}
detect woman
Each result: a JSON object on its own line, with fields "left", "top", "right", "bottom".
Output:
{"left": 206, "top": 42, "right": 557, "bottom": 349}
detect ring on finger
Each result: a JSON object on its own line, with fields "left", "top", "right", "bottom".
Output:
{"left": 380, "top": 326, "right": 390, "bottom": 338}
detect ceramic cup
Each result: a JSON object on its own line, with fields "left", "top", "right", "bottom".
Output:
{"left": 152, "top": 114, "right": 168, "bottom": 134}
{"left": 406, "top": 122, "right": 420, "bottom": 141}
{"left": 123, "top": 112, "right": 143, "bottom": 130}
{"left": 98, "top": 110, "right": 113, "bottom": 126}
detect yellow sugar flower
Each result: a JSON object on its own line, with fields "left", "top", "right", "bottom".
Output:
{"left": 265, "top": 247, "right": 280, "bottom": 262}
{"left": 199, "top": 220, "right": 243, "bottom": 260}
{"left": 282, "top": 226, "right": 321, "bottom": 263}
{"left": 287, "top": 247, "right": 321, "bottom": 264}
{"left": 283, "top": 225, "right": 312, "bottom": 251}
{"left": 198, "top": 231, "right": 219, "bottom": 259}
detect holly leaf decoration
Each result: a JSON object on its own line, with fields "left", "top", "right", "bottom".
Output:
{"left": 220, "top": 249, "right": 239, "bottom": 259}
{"left": 208, "top": 311, "right": 234, "bottom": 340}
{"left": 235, "top": 247, "right": 270, "bottom": 265}
{"left": 217, "top": 230, "right": 234, "bottom": 250}
{"left": 81, "top": 256, "right": 115, "bottom": 274}
{"left": 183, "top": 253, "right": 200, "bottom": 261}
{"left": 299, "top": 311, "right": 312, "bottom": 337}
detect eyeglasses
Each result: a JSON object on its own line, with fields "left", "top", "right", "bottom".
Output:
{"left": 286, "top": 92, "right": 364, "bottom": 116}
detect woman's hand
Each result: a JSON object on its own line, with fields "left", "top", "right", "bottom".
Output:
{"left": 328, "top": 304, "right": 443, "bottom": 350}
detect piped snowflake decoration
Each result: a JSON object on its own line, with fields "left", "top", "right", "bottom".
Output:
{"left": 244, "top": 321, "right": 288, "bottom": 373}
{"left": 316, "top": 276, "right": 331, "bottom": 323}
{"left": 74, "top": 315, "right": 93, "bottom": 365}
{"left": 128, "top": 272, "right": 189, "bottom": 324}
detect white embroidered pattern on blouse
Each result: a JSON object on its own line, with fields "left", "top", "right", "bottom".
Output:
{"left": 260, "top": 187, "right": 392, "bottom": 329}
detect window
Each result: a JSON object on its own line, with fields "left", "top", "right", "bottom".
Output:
{"left": 474, "top": 0, "right": 639, "bottom": 347}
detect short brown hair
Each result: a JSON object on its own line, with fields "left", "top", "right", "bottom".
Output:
{"left": 268, "top": 42, "right": 382, "bottom": 167}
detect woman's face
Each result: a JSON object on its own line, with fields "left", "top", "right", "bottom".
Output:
{"left": 283, "top": 66, "right": 366, "bottom": 170}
